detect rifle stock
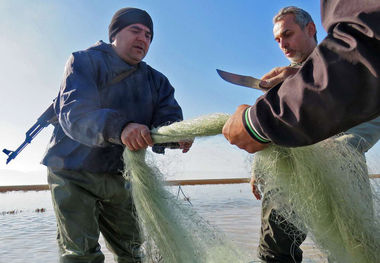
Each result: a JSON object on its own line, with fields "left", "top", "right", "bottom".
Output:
{"left": 3, "top": 102, "right": 57, "bottom": 164}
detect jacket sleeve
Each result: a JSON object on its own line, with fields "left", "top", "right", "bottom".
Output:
{"left": 56, "top": 52, "right": 130, "bottom": 147}
{"left": 149, "top": 69, "right": 183, "bottom": 128}
{"left": 245, "top": 0, "right": 380, "bottom": 147}
{"left": 343, "top": 116, "right": 380, "bottom": 153}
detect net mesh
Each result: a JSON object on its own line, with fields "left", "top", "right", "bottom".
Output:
{"left": 123, "top": 113, "right": 251, "bottom": 263}
{"left": 253, "top": 138, "right": 380, "bottom": 263}
{"left": 123, "top": 113, "right": 380, "bottom": 262}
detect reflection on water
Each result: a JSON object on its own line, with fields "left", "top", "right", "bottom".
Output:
{"left": 0, "top": 184, "right": 327, "bottom": 263}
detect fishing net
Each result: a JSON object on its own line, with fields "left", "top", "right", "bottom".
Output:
{"left": 123, "top": 113, "right": 380, "bottom": 263}
{"left": 253, "top": 138, "right": 380, "bottom": 263}
{"left": 122, "top": 113, "right": 252, "bottom": 263}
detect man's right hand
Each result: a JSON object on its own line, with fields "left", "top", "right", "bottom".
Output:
{"left": 121, "top": 123, "right": 153, "bottom": 151}
{"left": 250, "top": 176, "right": 261, "bottom": 200}
{"left": 259, "top": 66, "right": 299, "bottom": 89}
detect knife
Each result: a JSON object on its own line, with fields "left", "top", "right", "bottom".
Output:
{"left": 216, "top": 69, "right": 266, "bottom": 91}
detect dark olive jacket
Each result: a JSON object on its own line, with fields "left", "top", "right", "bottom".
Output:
{"left": 246, "top": 0, "right": 380, "bottom": 147}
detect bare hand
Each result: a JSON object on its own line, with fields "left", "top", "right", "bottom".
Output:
{"left": 121, "top": 123, "right": 153, "bottom": 151}
{"left": 222, "top": 104, "right": 269, "bottom": 153}
{"left": 178, "top": 140, "right": 193, "bottom": 153}
{"left": 250, "top": 176, "right": 261, "bottom": 200}
{"left": 260, "top": 66, "right": 299, "bottom": 89}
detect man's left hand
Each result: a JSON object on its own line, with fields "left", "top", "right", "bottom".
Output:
{"left": 178, "top": 140, "right": 193, "bottom": 153}
{"left": 222, "top": 104, "right": 269, "bottom": 153}
{"left": 260, "top": 66, "right": 299, "bottom": 89}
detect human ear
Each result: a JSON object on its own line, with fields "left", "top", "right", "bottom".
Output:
{"left": 306, "top": 22, "right": 316, "bottom": 37}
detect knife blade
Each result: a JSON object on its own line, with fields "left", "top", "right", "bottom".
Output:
{"left": 216, "top": 69, "right": 265, "bottom": 91}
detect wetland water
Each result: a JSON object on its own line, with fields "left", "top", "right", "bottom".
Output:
{"left": 1, "top": 184, "right": 330, "bottom": 262}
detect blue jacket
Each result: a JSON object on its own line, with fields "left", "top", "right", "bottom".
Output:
{"left": 42, "top": 41, "right": 183, "bottom": 173}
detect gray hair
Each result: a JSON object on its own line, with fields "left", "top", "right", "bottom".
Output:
{"left": 273, "top": 6, "right": 317, "bottom": 42}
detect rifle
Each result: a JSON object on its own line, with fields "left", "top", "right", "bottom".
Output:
{"left": 3, "top": 103, "right": 57, "bottom": 164}
{"left": 2, "top": 101, "right": 181, "bottom": 163}
{"left": 2, "top": 68, "right": 186, "bottom": 164}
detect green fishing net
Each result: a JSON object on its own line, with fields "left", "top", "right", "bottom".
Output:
{"left": 123, "top": 114, "right": 251, "bottom": 263}
{"left": 122, "top": 113, "right": 380, "bottom": 263}
{"left": 253, "top": 138, "right": 380, "bottom": 263}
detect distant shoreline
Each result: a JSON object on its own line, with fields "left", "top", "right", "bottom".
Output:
{"left": 1, "top": 175, "right": 379, "bottom": 192}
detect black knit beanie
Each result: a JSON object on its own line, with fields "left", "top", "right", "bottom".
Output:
{"left": 108, "top": 8, "right": 154, "bottom": 43}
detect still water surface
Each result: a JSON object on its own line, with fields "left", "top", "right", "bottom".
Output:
{"left": 0, "top": 184, "right": 327, "bottom": 263}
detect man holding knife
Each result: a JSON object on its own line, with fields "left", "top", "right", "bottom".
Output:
{"left": 220, "top": 4, "right": 380, "bottom": 262}
{"left": 222, "top": 0, "right": 380, "bottom": 153}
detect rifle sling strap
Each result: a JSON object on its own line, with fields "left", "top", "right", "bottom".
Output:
{"left": 107, "top": 66, "right": 138, "bottom": 87}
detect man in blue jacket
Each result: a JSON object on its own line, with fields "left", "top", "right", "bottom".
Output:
{"left": 42, "top": 8, "right": 191, "bottom": 262}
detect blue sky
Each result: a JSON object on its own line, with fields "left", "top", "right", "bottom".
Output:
{"left": 0, "top": 1, "right": 379, "bottom": 181}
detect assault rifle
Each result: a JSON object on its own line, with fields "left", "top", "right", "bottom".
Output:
{"left": 3, "top": 103, "right": 57, "bottom": 164}
{"left": 2, "top": 68, "right": 184, "bottom": 164}
{"left": 2, "top": 102, "right": 181, "bottom": 164}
